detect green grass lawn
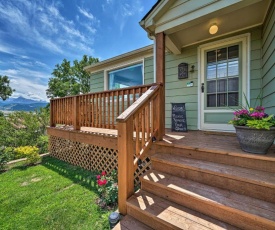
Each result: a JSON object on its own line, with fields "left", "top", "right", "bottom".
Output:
{"left": 0, "top": 156, "right": 113, "bottom": 230}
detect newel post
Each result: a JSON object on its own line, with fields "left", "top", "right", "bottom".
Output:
{"left": 156, "top": 32, "right": 165, "bottom": 140}
{"left": 73, "top": 96, "right": 80, "bottom": 130}
{"left": 117, "top": 118, "right": 134, "bottom": 215}
{"left": 50, "top": 99, "right": 56, "bottom": 127}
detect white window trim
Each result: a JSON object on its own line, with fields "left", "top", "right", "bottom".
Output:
{"left": 104, "top": 59, "right": 145, "bottom": 90}
{"left": 197, "top": 33, "right": 251, "bottom": 131}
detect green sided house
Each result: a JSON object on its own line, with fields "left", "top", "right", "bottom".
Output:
{"left": 86, "top": 0, "right": 275, "bottom": 133}
{"left": 48, "top": 0, "right": 275, "bottom": 229}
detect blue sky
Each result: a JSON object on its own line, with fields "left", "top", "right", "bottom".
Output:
{"left": 0, "top": 0, "right": 157, "bottom": 101}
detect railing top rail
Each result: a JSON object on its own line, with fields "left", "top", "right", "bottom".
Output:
{"left": 50, "top": 83, "right": 157, "bottom": 101}
{"left": 116, "top": 83, "right": 162, "bottom": 123}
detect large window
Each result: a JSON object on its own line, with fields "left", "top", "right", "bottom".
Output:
{"left": 206, "top": 45, "right": 240, "bottom": 107}
{"left": 108, "top": 63, "right": 143, "bottom": 90}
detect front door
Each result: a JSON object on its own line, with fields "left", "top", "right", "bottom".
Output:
{"left": 199, "top": 34, "right": 250, "bottom": 132}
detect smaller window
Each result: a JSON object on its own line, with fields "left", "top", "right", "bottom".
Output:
{"left": 108, "top": 63, "right": 143, "bottom": 90}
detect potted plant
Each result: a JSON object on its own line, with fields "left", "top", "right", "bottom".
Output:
{"left": 229, "top": 106, "right": 275, "bottom": 154}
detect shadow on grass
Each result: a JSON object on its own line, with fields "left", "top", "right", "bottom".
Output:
{"left": 40, "top": 156, "right": 99, "bottom": 194}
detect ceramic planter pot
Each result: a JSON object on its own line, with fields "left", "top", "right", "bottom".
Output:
{"left": 234, "top": 126, "right": 275, "bottom": 154}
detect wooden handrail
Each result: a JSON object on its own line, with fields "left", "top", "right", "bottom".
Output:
{"left": 117, "top": 83, "right": 163, "bottom": 215}
{"left": 50, "top": 83, "right": 157, "bottom": 101}
{"left": 50, "top": 83, "right": 156, "bottom": 129}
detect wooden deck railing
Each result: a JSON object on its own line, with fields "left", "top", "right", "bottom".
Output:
{"left": 116, "top": 83, "right": 163, "bottom": 215}
{"left": 50, "top": 84, "right": 155, "bottom": 129}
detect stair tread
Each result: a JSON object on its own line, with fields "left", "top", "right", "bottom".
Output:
{"left": 142, "top": 169, "right": 275, "bottom": 222}
{"left": 153, "top": 152, "right": 275, "bottom": 188}
{"left": 127, "top": 190, "right": 240, "bottom": 230}
{"left": 112, "top": 215, "right": 153, "bottom": 230}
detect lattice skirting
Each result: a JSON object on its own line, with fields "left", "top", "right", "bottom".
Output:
{"left": 49, "top": 135, "right": 118, "bottom": 174}
{"left": 49, "top": 135, "right": 151, "bottom": 187}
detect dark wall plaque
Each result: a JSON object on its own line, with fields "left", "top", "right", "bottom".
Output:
{"left": 171, "top": 103, "right": 187, "bottom": 132}
{"left": 178, "top": 63, "right": 188, "bottom": 79}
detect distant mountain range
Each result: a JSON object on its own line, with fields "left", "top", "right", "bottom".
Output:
{"left": 0, "top": 96, "right": 48, "bottom": 112}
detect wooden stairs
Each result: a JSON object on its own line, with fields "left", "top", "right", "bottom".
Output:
{"left": 114, "top": 143, "right": 275, "bottom": 230}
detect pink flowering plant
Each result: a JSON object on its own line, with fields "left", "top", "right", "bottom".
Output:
{"left": 96, "top": 170, "right": 118, "bottom": 208}
{"left": 229, "top": 105, "right": 275, "bottom": 130}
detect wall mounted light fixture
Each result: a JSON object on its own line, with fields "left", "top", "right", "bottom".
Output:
{"left": 209, "top": 24, "right": 218, "bottom": 35}
{"left": 190, "top": 65, "right": 195, "bottom": 73}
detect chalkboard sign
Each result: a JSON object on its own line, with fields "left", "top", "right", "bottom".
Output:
{"left": 171, "top": 103, "right": 187, "bottom": 132}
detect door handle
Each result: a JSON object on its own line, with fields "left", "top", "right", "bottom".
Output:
{"left": 201, "top": 83, "right": 204, "bottom": 93}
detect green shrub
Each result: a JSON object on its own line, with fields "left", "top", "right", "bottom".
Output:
{"left": 0, "top": 147, "right": 10, "bottom": 171}
{"left": 14, "top": 146, "right": 41, "bottom": 165}
{"left": 36, "top": 135, "right": 49, "bottom": 154}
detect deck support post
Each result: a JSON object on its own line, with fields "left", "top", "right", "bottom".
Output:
{"left": 73, "top": 96, "right": 80, "bottom": 130}
{"left": 156, "top": 32, "right": 165, "bottom": 140}
{"left": 117, "top": 119, "right": 134, "bottom": 215}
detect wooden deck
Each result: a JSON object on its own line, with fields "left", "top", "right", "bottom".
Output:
{"left": 50, "top": 126, "right": 275, "bottom": 157}
{"left": 161, "top": 130, "right": 275, "bottom": 157}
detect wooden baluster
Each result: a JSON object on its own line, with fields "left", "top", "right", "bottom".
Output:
{"left": 83, "top": 96, "right": 86, "bottom": 126}
{"left": 135, "top": 114, "right": 140, "bottom": 156}
{"left": 62, "top": 99, "right": 65, "bottom": 124}
{"left": 133, "top": 88, "right": 136, "bottom": 103}
{"left": 91, "top": 94, "right": 94, "bottom": 127}
{"left": 141, "top": 109, "right": 145, "bottom": 148}
{"left": 117, "top": 118, "right": 134, "bottom": 215}
{"left": 127, "top": 89, "right": 130, "bottom": 108}
{"left": 116, "top": 91, "right": 119, "bottom": 118}
{"left": 122, "top": 90, "right": 125, "bottom": 113}
{"left": 107, "top": 92, "right": 111, "bottom": 129}
{"left": 98, "top": 93, "right": 102, "bottom": 128}
{"left": 73, "top": 96, "right": 80, "bottom": 130}
{"left": 146, "top": 103, "right": 150, "bottom": 141}
{"left": 68, "top": 98, "right": 70, "bottom": 125}
{"left": 95, "top": 94, "right": 98, "bottom": 127}
{"left": 87, "top": 95, "right": 91, "bottom": 127}
{"left": 151, "top": 97, "right": 155, "bottom": 135}
{"left": 102, "top": 93, "right": 104, "bottom": 128}
{"left": 112, "top": 91, "right": 115, "bottom": 129}
{"left": 56, "top": 100, "right": 58, "bottom": 124}
{"left": 103, "top": 92, "right": 106, "bottom": 129}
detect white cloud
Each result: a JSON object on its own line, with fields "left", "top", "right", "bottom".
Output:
{"left": 77, "top": 6, "right": 95, "bottom": 20}
{"left": 0, "top": 0, "right": 98, "bottom": 55}
{"left": 1, "top": 67, "right": 50, "bottom": 101}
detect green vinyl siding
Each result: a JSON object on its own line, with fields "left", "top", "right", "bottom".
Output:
{"left": 165, "top": 46, "right": 198, "bottom": 130}
{"left": 250, "top": 28, "right": 263, "bottom": 106}
{"left": 144, "top": 56, "right": 154, "bottom": 84}
{"left": 262, "top": 2, "right": 275, "bottom": 114}
{"left": 90, "top": 71, "right": 104, "bottom": 93}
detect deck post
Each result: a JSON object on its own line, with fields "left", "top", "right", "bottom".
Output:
{"left": 156, "top": 32, "right": 165, "bottom": 140}
{"left": 73, "top": 96, "right": 80, "bottom": 130}
{"left": 117, "top": 118, "right": 134, "bottom": 215}
{"left": 50, "top": 99, "right": 56, "bottom": 127}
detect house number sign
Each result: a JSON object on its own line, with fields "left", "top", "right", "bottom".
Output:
{"left": 178, "top": 63, "right": 188, "bottom": 79}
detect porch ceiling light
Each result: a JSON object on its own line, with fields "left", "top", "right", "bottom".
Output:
{"left": 209, "top": 24, "right": 218, "bottom": 35}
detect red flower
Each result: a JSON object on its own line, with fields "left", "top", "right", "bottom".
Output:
{"left": 97, "top": 179, "right": 107, "bottom": 186}
{"left": 101, "top": 171, "right": 106, "bottom": 176}
{"left": 96, "top": 175, "right": 101, "bottom": 179}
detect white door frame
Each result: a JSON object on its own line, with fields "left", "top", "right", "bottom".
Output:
{"left": 198, "top": 33, "right": 251, "bottom": 131}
